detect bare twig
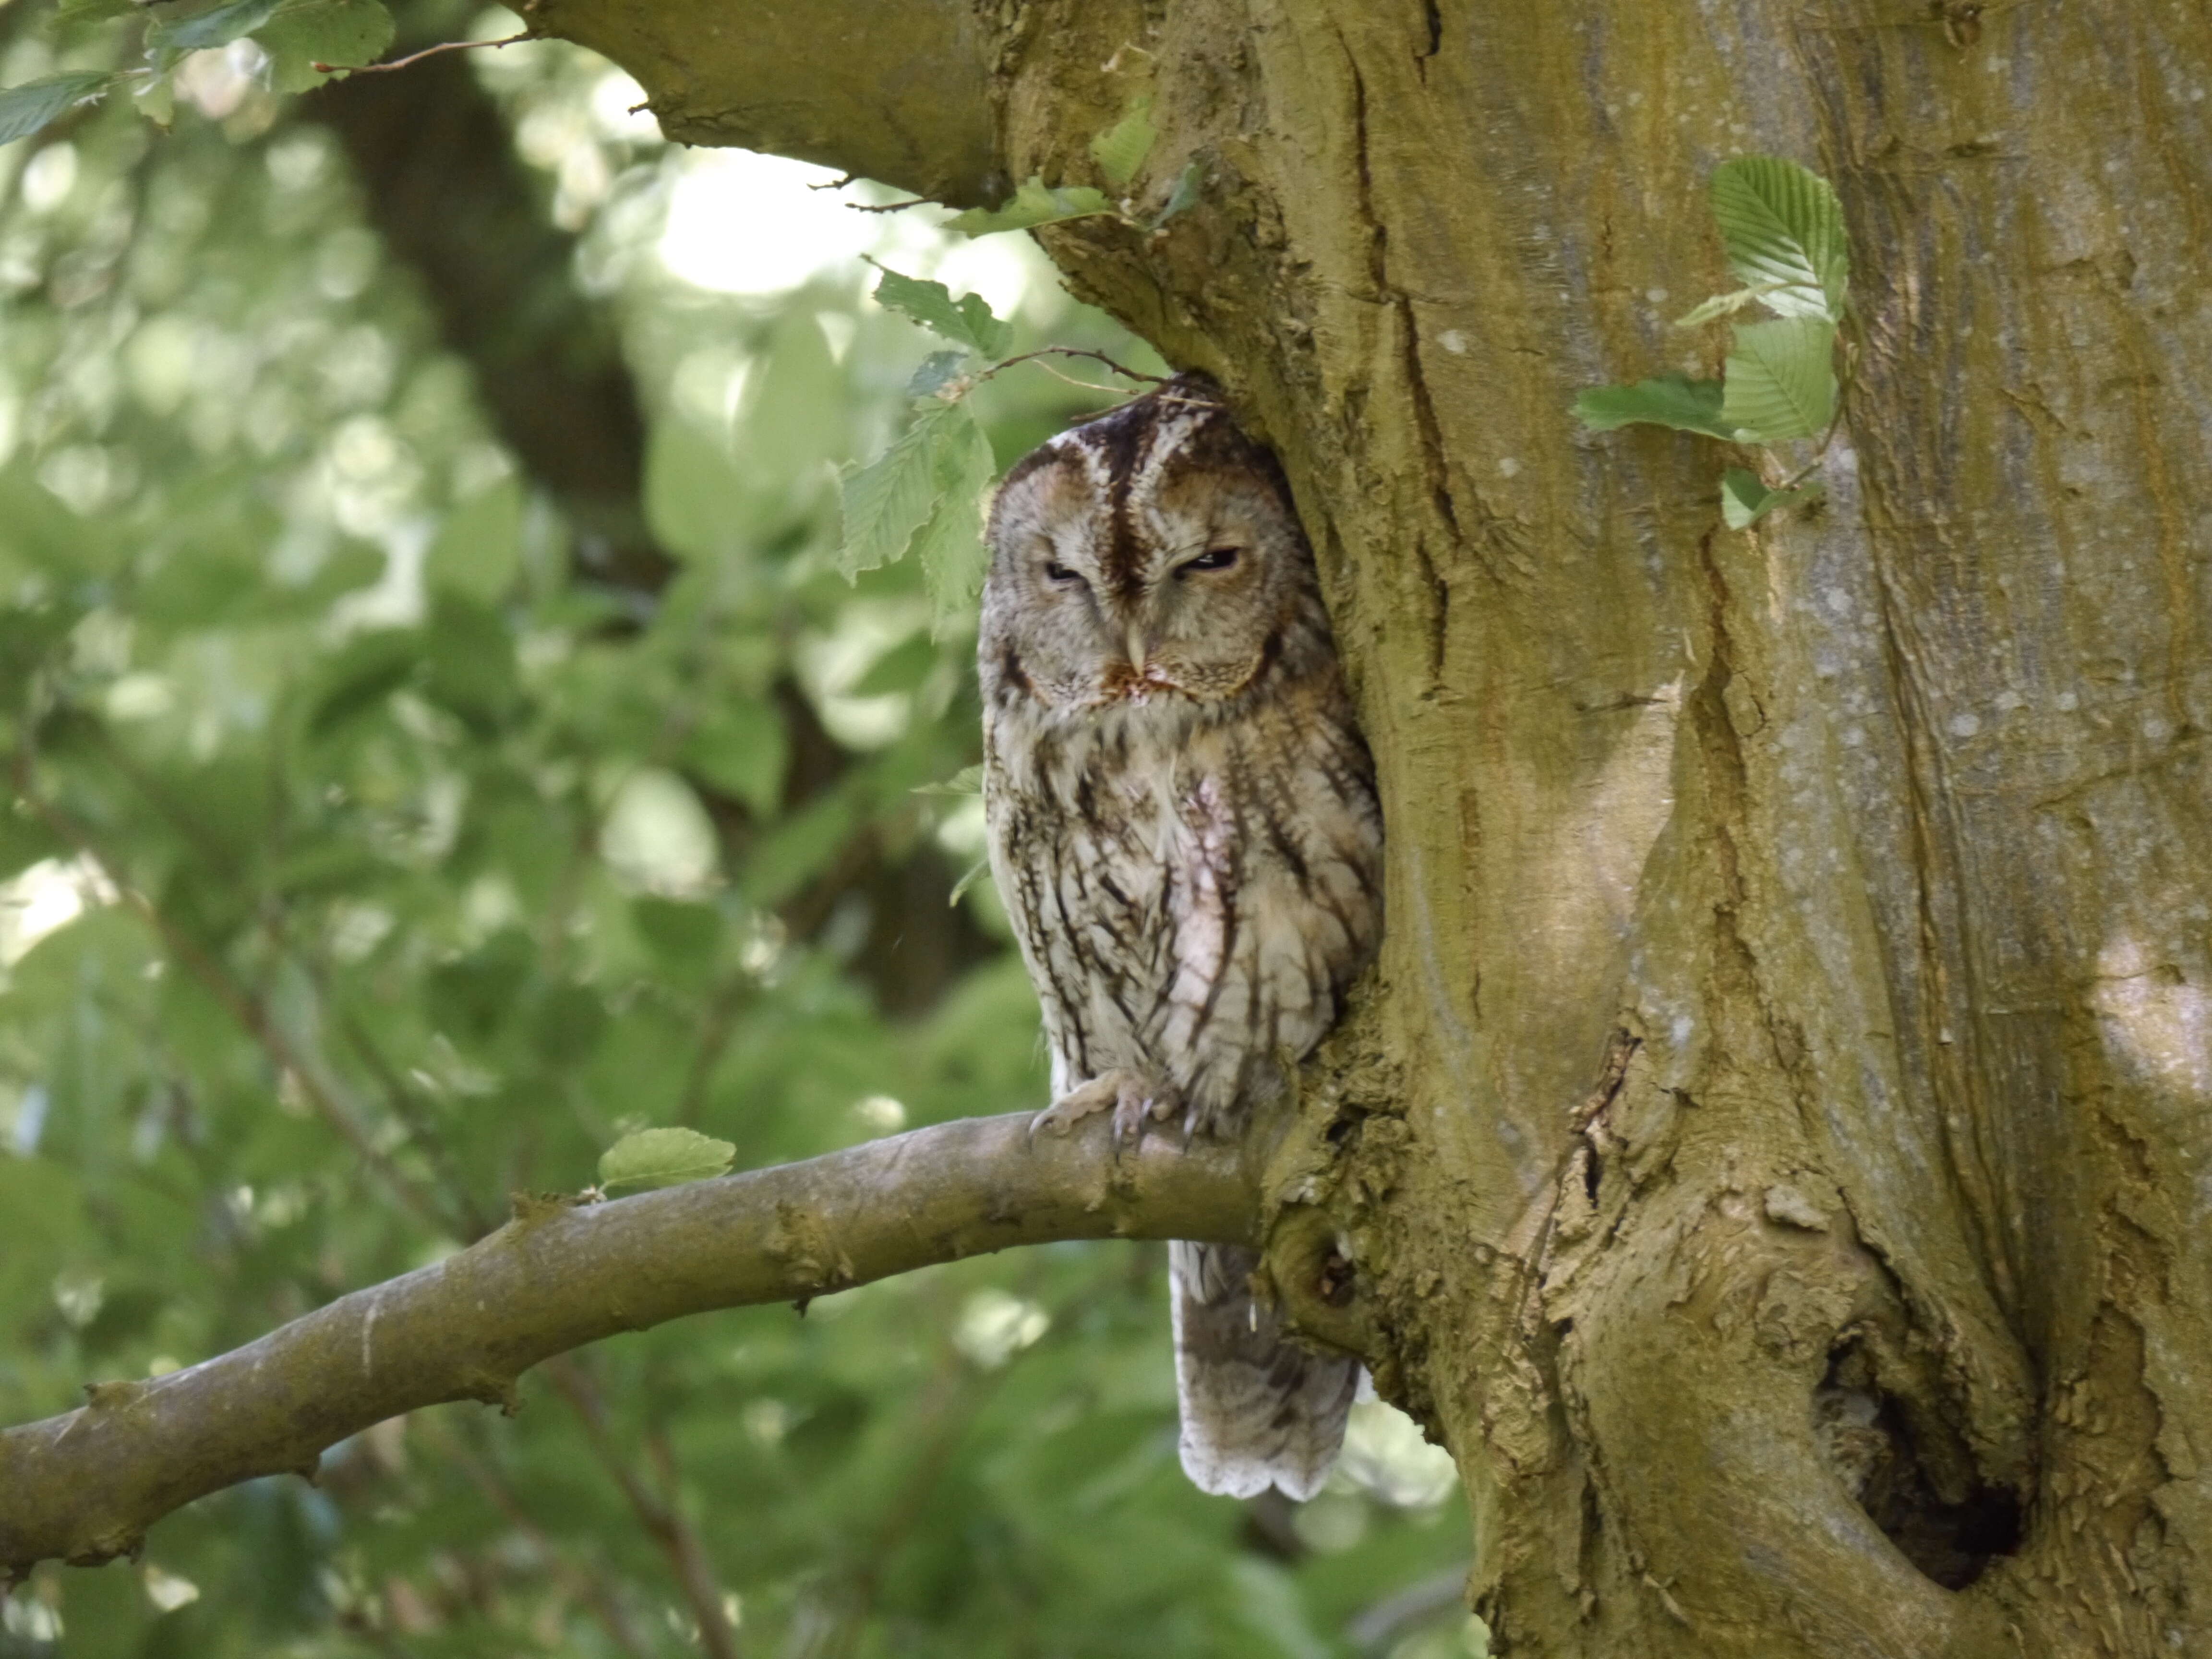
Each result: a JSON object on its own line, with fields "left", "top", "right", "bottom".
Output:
{"left": 1344, "top": 1565, "right": 1474, "bottom": 1653}
{"left": 313, "top": 33, "right": 531, "bottom": 77}
{"left": 420, "top": 1415, "right": 657, "bottom": 1659}
{"left": 0, "top": 1110, "right": 1256, "bottom": 1579}
{"left": 547, "top": 1358, "right": 742, "bottom": 1659}
{"left": 978, "top": 347, "right": 1166, "bottom": 389}
{"left": 11, "top": 781, "right": 458, "bottom": 1239}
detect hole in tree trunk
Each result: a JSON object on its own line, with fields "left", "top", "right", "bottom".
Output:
{"left": 1813, "top": 1346, "right": 2022, "bottom": 1589}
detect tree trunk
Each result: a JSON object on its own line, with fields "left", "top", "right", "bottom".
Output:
{"left": 528, "top": 0, "right": 2212, "bottom": 1650}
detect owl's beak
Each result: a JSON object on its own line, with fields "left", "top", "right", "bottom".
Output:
{"left": 1124, "top": 623, "right": 1150, "bottom": 679}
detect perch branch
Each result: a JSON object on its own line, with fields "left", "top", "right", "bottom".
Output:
{"left": 0, "top": 1112, "right": 1256, "bottom": 1580}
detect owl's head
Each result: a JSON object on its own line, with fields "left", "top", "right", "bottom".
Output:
{"left": 980, "top": 373, "right": 1323, "bottom": 717}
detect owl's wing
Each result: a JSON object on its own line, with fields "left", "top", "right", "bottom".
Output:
{"left": 1169, "top": 1240, "right": 1359, "bottom": 1501}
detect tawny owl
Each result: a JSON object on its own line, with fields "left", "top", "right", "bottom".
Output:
{"left": 978, "top": 372, "right": 1384, "bottom": 1500}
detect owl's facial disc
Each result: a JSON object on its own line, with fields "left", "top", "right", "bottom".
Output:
{"left": 980, "top": 395, "right": 1313, "bottom": 720}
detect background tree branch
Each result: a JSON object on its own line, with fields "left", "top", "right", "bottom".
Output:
{"left": 0, "top": 1113, "right": 1256, "bottom": 1582}
{"left": 517, "top": 0, "right": 1000, "bottom": 204}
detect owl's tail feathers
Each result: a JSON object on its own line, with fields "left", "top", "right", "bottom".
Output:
{"left": 1169, "top": 1240, "right": 1359, "bottom": 1502}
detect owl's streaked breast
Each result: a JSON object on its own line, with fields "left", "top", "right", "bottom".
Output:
{"left": 977, "top": 377, "right": 1382, "bottom": 1137}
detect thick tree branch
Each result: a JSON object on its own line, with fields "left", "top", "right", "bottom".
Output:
{"left": 517, "top": 0, "right": 1000, "bottom": 204}
{"left": 0, "top": 1113, "right": 1254, "bottom": 1581}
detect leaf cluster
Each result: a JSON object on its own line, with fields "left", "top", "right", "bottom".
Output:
{"left": 1575, "top": 156, "right": 1851, "bottom": 529}
{"left": 0, "top": 0, "right": 400, "bottom": 147}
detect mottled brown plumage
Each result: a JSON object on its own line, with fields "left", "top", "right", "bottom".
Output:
{"left": 978, "top": 373, "right": 1384, "bottom": 1499}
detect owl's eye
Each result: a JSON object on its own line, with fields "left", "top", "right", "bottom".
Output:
{"left": 1042, "top": 559, "right": 1084, "bottom": 586}
{"left": 1180, "top": 546, "right": 1241, "bottom": 574}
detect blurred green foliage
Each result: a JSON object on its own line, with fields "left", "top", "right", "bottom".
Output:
{"left": 0, "top": 11, "right": 1471, "bottom": 1657}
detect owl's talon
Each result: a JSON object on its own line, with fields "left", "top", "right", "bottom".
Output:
{"left": 1029, "top": 1074, "right": 1118, "bottom": 1144}
{"left": 1033, "top": 1070, "right": 1177, "bottom": 1153}
{"left": 1114, "top": 1081, "right": 1184, "bottom": 1157}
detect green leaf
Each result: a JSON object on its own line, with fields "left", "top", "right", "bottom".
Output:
{"left": 1720, "top": 468, "right": 1825, "bottom": 529}
{"left": 1089, "top": 97, "right": 1156, "bottom": 187}
{"left": 0, "top": 72, "right": 113, "bottom": 146}
{"left": 150, "top": 0, "right": 284, "bottom": 53}
{"left": 305, "top": 627, "right": 420, "bottom": 738}
{"left": 644, "top": 418, "right": 744, "bottom": 564}
{"left": 679, "top": 699, "right": 787, "bottom": 817}
{"left": 1722, "top": 316, "right": 1837, "bottom": 442}
{"left": 423, "top": 591, "right": 518, "bottom": 731}
{"left": 837, "top": 400, "right": 967, "bottom": 580}
{"left": 910, "top": 402, "right": 997, "bottom": 635}
{"left": 1709, "top": 156, "right": 1848, "bottom": 323}
{"left": 948, "top": 855, "right": 990, "bottom": 907}
{"left": 869, "top": 266, "right": 1012, "bottom": 357}
{"left": 945, "top": 175, "right": 1118, "bottom": 238}
{"left": 1149, "top": 160, "right": 1202, "bottom": 230}
{"left": 906, "top": 349, "right": 973, "bottom": 400}
{"left": 913, "top": 762, "right": 984, "bottom": 798}
{"left": 630, "top": 896, "right": 721, "bottom": 963}
{"left": 255, "top": 0, "right": 395, "bottom": 92}
{"left": 598, "top": 1126, "right": 736, "bottom": 1191}
{"left": 425, "top": 476, "right": 522, "bottom": 601}
{"left": 1573, "top": 374, "right": 1734, "bottom": 439}
{"left": 850, "top": 631, "right": 939, "bottom": 697}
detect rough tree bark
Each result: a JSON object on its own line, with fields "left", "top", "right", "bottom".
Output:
{"left": 514, "top": 1, "right": 2212, "bottom": 1654}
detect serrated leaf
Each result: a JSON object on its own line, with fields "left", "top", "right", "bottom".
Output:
{"left": 946, "top": 175, "right": 1118, "bottom": 237}
{"left": 150, "top": 0, "right": 284, "bottom": 53}
{"left": 0, "top": 72, "right": 113, "bottom": 146}
{"left": 256, "top": 0, "right": 394, "bottom": 91}
{"left": 906, "top": 350, "right": 971, "bottom": 400}
{"left": 1710, "top": 156, "right": 1848, "bottom": 323}
{"left": 1722, "top": 316, "right": 1836, "bottom": 442}
{"left": 911, "top": 402, "right": 997, "bottom": 636}
{"left": 1573, "top": 374, "right": 1734, "bottom": 439}
{"left": 1149, "top": 160, "right": 1202, "bottom": 231}
{"left": 1089, "top": 96, "right": 1156, "bottom": 187}
{"left": 598, "top": 1126, "right": 735, "bottom": 1191}
{"left": 1720, "top": 467, "right": 1825, "bottom": 529}
{"left": 913, "top": 762, "right": 984, "bottom": 798}
{"left": 837, "top": 401, "right": 964, "bottom": 580}
{"left": 869, "top": 266, "right": 1012, "bottom": 357}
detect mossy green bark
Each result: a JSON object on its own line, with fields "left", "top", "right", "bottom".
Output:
{"left": 524, "top": 1, "right": 2212, "bottom": 1651}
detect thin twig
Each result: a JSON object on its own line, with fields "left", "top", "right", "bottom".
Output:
{"left": 546, "top": 1358, "right": 742, "bottom": 1659}
{"left": 1013, "top": 360, "right": 1133, "bottom": 397}
{"left": 313, "top": 32, "right": 530, "bottom": 77}
{"left": 80, "top": 717, "right": 486, "bottom": 1237}
{"left": 10, "top": 776, "right": 457, "bottom": 1239}
{"left": 977, "top": 346, "right": 1166, "bottom": 388}
{"left": 419, "top": 1415, "right": 657, "bottom": 1659}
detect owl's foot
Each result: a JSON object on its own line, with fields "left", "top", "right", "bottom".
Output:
{"left": 1029, "top": 1069, "right": 1179, "bottom": 1155}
